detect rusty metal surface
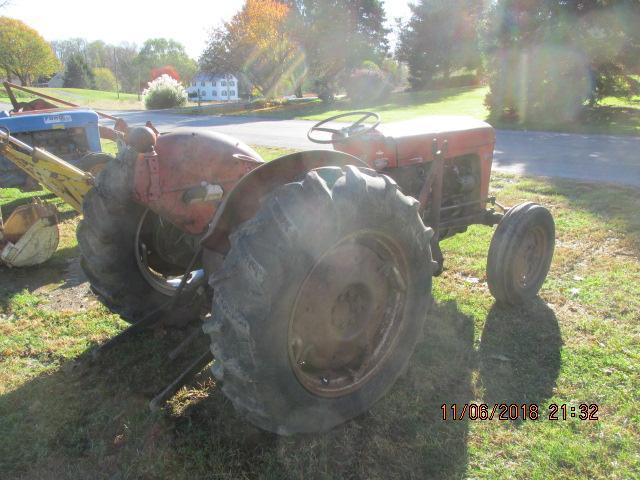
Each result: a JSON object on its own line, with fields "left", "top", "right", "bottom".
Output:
{"left": 289, "top": 232, "right": 407, "bottom": 398}
{"left": 513, "top": 224, "right": 549, "bottom": 289}
{"left": 133, "top": 130, "right": 264, "bottom": 236}
{"left": 335, "top": 116, "right": 496, "bottom": 214}
{"left": 201, "top": 150, "right": 367, "bottom": 252}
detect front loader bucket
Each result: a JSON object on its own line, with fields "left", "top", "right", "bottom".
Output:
{"left": 0, "top": 200, "right": 59, "bottom": 267}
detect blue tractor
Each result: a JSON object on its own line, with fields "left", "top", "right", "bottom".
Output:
{"left": 0, "top": 108, "right": 103, "bottom": 189}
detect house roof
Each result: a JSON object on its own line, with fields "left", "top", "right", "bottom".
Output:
{"left": 191, "top": 72, "right": 236, "bottom": 82}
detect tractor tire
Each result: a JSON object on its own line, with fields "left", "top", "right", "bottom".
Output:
{"left": 78, "top": 188, "right": 168, "bottom": 323}
{"left": 486, "top": 202, "right": 555, "bottom": 305}
{"left": 203, "top": 166, "right": 434, "bottom": 434}
{"left": 75, "top": 152, "right": 113, "bottom": 177}
{"left": 77, "top": 157, "right": 200, "bottom": 324}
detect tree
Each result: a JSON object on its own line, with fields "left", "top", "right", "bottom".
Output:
{"left": 63, "top": 53, "right": 94, "bottom": 88}
{"left": 51, "top": 38, "right": 88, "bottom": 66}
{"left": 284, "top": 0, "right": 390, "bottom": 101}
{"left": 93, "top": 67, "right": 116, "bottom": 91}
{"left": 110, "top": 43, "right": 140, "bottom": 93}
{"left": 86, "top": 40, "right": 110, "bottom": 68}
{"left": 0, "top": 17, "right": 59, "bottom": 85}
{"left": 484, "top": 0, "right": 640, "bottom": 122}
{"left": 200, "top": 0, "right": 301, "bottom": 98}
{"left": 396, "top": 0, "right": 483, "bottom": 89}
{"left": 137, "top": 38, "right": 196, "bottom": 83}
{"left": 150, "top": 65, "right": 180, "bottom": 81}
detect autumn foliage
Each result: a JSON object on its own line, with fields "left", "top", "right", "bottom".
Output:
{"left": 0, "top": 17, "right": 59, "bottom": 85}
{"left": 200, "top": 0, "right": 301, "bottom": 97}
{"left": 151, "top": 66, "right": 181, "bottom": 82}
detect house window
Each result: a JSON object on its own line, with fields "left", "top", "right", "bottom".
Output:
{"left": 212, "top": 81, "right": 216, "bottom": 86}
{"left": 200, "top": 90, "right": 206, "bottom": 97}
{"left": 212, "top": 91, "right": 217, "bottom": 97}
{"left": 230, "top": 90, "right": 236, "bottom": 96}
{"left": 192, "top": 81, "right": 196, "bottom": 86}
{"left": 221, "top": 81, "right": 227, "bottom": 86}
{"left": 201, "top": 81, "right": 205, "bottom": 86}
{"left": 222, "top": 91, "right": 227, "bottom": 96}
{"left": 229, "top": 81, "right": 235, "bottom": 86}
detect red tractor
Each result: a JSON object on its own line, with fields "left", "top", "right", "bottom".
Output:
{"left": 78, "top": 112, "right": 555, "bottom": 434}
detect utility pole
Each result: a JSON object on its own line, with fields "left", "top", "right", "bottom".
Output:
{"left": 113, "top": 48, "right": 120, "bottom": 99}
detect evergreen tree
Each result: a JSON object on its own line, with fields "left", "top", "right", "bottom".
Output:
{"left": 484, "top": 0, "right": 640, "bottom": 122}
{"left": 63, "top": 53, "right": 95, "bottom": 88}
{"left": 396, "top": 0, "right": 483, "bottom": 90}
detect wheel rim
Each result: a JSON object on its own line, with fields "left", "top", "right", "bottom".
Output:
{"left": 134, "top": 209, "right": 203, "bottom": 296}
{"left": 289, "top": 231, "right": 408, "bottom": 398}
{"left": 513, "top": 225, "right": 548, "bottom": 289}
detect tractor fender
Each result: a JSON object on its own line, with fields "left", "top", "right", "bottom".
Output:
{"left": 201, "top": 149, "right": 367, "bottom": 253}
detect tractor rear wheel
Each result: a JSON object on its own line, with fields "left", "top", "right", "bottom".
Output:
{"left": 77, "top": 158, "right": 202, "bottom": 323}
{"left": 203, "top": 166, "right": 434, "bottom": 434}
{"left": 486, "top": 202, "right": 555, "bottom": 304}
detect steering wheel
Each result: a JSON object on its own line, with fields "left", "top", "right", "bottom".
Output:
{"left": 307, "top": 111, "right": 380, "bottom": 144}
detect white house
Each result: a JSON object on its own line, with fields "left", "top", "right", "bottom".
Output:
{"left": 186, "top": 73, "right": 239, "bottom": 101}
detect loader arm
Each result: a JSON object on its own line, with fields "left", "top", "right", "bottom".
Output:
{"left": 0, "top": 128, "right": 93, "bottom": 213}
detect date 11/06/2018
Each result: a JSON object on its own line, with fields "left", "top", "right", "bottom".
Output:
{"left": 441, "top": 403, "right": 599, "bottom": 421}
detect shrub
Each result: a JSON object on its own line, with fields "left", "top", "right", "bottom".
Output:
{"left": 315, "top": 78, "right": 336, "bottom": 104}
{"left": 143, "top": 74, "right": 188, "bottom": 110}
{"left": 486, "top": 45, "right": 591, "bottom": 124}
{"left": 93, "top": 67, "right": 116, "bottom": 92}
{"left": 344, "top": 68, "right": 391, "bottom": 104}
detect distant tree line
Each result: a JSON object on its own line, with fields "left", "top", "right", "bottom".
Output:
{"left": 2, "top": 1, "right": 638, "bottom": 122}
{"left": 0, "top": 17, "right": 197, "bottom": 93}
{"left": 397, "top": 0, "right": 640, "bottom": 122}
{"left": 52, "top": 37, "right": 197, "bottom": 92}
{"left": 200, "top": 0, "right": 393, "bottom": 103}
{"left": 200, "top": 0, "right": 639, "bottom": 123}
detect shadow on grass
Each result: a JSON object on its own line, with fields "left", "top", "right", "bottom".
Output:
{"left": 479, "top": 300, "right": 562, "bottom": 417}
{"left": 515, "top": 176, "right": 640, "bottom": 255}
{"left": 490, "top": 104, "right": 640, "bottom": 136}
{"left": 0, "top": 298, "right": 561, "bottom": 479}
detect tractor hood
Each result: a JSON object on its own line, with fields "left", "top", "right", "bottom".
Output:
{"left": 378, "top": 115, "right": 495, "bottom": 149}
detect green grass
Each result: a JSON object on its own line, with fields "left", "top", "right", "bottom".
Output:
{"left": 194, "top": 85, "right": 639, "bottom": 136}
{"left": 0, "top": 87, "right": 143, "bottom": 111}
{"left": 1, "top": 171, "right": 639, "bottom": 479}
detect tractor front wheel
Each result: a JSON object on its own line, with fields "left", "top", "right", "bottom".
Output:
{"left": 486, "top": 202, "right": 555, "bottom": 304}
{"left": 203, "top": 166, "right": 434, "bottom": 434}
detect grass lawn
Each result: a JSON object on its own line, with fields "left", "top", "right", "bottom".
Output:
{"left": 0, "top": 87, "right": 143, "bottom": 111}
{"left": 1, "top": 166, "right": 639, "bottom": 478}
{"left": 212, "top": 86, "right": 640, "bottom": 136}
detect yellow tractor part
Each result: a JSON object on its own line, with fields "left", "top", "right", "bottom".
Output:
{"left": 0, "top": 128, "right": 94, "bottom": 213}
{"left": 0, "top": 128, "right": 95, "bottom": 267}
{"left": 0, "top": 199, "right": 59, "bottom": 267}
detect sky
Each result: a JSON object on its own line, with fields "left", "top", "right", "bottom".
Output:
{"left": 3, "top": 0, "right": 413, "bottom": 59}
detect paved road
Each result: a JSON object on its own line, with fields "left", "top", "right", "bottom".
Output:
{"left": 105, "top": 110, "right": 638, "bottom": 188}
